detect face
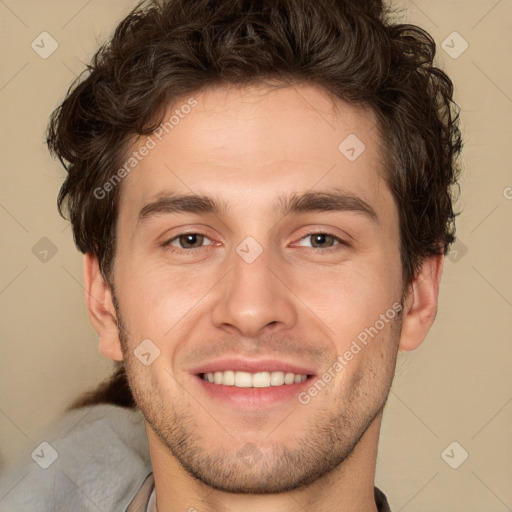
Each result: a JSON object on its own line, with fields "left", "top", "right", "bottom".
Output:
{"left": 111, "top": 82, "right": 405, "bottom": 493}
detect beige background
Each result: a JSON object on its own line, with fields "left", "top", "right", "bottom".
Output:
{"left": 0, "top": 1, "right": 511, "bottom": 510}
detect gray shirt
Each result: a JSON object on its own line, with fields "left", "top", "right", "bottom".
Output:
{"left": 0, "top": 404, "right": 152, "bottom": 511}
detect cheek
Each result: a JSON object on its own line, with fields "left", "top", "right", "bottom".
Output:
{"left": 115, "top": 262, "right": 215, "bottom": 338}
{"left": 330, "top": 312, "right": 400, "bottom": 400}
{"left": 293, "top": 259, "right": 400, "bottom": 335}
{"left": 115, "top": 230, "right": 402, "bottom": 341}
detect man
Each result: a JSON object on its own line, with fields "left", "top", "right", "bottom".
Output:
{"left": 0, "top": 0, "right": 462, "bottom": 510}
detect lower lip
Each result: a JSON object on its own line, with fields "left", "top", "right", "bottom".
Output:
{"left": 194, "top": 374, "right": 315, "bottom": 408}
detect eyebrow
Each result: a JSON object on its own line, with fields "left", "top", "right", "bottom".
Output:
{"left": 137, "top": 187, "right": 379, "bottom": 225}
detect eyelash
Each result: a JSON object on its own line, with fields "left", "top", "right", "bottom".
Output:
{"left": 162, "top": 231, "right": 348, "bottom": 254}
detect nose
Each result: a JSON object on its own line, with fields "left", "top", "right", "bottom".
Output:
{"left": 211, "top": 244, "right": 297, "bottom": 338}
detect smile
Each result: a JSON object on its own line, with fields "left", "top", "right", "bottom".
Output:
{"left": 200, "top": 370, "right": 309, "bottom": 388}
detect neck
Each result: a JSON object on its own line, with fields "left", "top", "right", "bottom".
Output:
{"left": 146, "top": 411, "right": 383, "bottom": 512}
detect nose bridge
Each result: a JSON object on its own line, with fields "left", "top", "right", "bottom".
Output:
{"left": 211, "top": 236, "right": 296, "bottom": 336}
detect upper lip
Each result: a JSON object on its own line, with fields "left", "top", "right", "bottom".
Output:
{"left": 190, "top": 357, "right": 317, "bottom": 376}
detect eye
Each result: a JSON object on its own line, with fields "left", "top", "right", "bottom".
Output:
{"left": 161, "top": 231, "right": 348, "bottom": 253}
{"left": 294, "top": 232, "right": 347, "bottom": 251}
{"left": 163, "top": 233, "right": 214, "bottom": 250}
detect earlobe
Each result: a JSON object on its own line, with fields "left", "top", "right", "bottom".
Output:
{"left": 83, "top": 253, "right": 124, "bottom": 361}
{"left": 398, "top": 254, "right": 444, "bottom": 352}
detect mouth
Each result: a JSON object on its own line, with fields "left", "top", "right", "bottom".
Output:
{"left": 190, "top": 358, "right": 317, "bottom": 408}
{"left": 199, "top": 370, "right": 309, "bottom": 387}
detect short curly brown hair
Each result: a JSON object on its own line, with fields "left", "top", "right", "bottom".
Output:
{"left": 47, "top": 0, "right": 462, "bottom": 294}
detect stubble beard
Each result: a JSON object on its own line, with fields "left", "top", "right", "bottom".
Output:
{"left": 113, "top": 293, "right": 402, "bottom": 494}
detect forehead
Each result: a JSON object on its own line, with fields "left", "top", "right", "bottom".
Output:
{"left": 118, "top": 82, "right": 395, "bottom": 227}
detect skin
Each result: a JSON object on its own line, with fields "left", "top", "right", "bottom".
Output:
{"left": 84, "top": 82, "right": 443, "bottom": 512}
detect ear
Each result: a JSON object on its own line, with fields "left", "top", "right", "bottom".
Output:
{"left": 399, "top": 254, "right": 444, "bottom": 352}
{"left": 83, "top": 253, "right": 124, "bottom": 361}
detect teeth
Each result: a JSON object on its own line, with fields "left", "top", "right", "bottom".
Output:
{"left": 284, "top": 372, "right": 295, "bottom": 384}
{"left": 201, "top": 371, "right": 308, "bottom": 387}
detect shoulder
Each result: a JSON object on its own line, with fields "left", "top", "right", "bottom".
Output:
{"left": 0, "top": 404, "right": 152, "bottom": 512}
